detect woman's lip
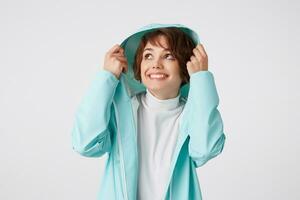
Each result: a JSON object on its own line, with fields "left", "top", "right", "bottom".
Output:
{"left": 147, "top": 73, "right": 168, "bottom": 76}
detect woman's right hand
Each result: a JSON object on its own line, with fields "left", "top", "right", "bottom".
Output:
{"left": 103, "top": 44, "right": 128, "bottom": 79}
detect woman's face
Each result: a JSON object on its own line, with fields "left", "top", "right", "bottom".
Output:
{"left": 140, "top": 35, "right": 182, "bottom": 100}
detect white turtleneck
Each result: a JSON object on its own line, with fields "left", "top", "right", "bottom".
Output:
{"left": 136, "top": 89, "right": 185, "bottom": 200}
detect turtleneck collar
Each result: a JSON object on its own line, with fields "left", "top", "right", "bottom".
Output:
{"left": 142, "top": 88, "right": 181, "bottom": 110}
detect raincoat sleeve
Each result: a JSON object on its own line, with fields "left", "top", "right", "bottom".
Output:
{"left": 180, "top": 70, "right": 226, "bottom": 168}
{"left": 71, "top": 69, "right": 119, "bottom": 157}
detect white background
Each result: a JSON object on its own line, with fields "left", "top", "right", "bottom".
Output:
{"left": 1, "top": 0, "right": 299, "bottom": 199}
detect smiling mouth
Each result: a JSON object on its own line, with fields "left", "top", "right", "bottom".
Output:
{"left": 148, "top": 74, "right": 169, "bottom": 80}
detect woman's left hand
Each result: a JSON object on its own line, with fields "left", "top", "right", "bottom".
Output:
{"left": 186, "top": 44, "right": 208, "bottom": 75}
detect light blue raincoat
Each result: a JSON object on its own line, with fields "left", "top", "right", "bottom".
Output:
{"left": 71, "top": 23, "right": 226, "bottom": 200}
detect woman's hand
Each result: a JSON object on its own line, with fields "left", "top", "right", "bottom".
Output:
{"left": 186, "top": 44, "right": 208, "bottom": 75}
{"left": 103, "top": 44, "right": 128, "bottom": 79}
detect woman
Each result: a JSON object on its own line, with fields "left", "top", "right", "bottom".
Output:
{"left": 71, "top": 23, "right": 226, "bottom": 200}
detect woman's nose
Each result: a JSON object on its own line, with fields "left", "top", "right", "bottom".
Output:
{"left": 152, "top": 59, "right": 163, "bottom": 69}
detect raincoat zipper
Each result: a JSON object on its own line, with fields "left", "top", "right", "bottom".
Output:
{"left": 113, "top": 101, "right": 129, "bottom": 200}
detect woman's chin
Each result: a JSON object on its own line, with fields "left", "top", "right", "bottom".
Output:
{"left": 145, "top": 81, "right": 167, "bottom": 90}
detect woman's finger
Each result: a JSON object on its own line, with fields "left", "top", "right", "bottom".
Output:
{"left": 115, "top": 55, "right": 127, "bottom": 62}
{"left": 192, "top": 47, "right": 202, "bottom": 61}
{"left": 197, "top": 44, "right": 207, "bottom": 57}
{"left": 108, "top": 44, "right": 122, "bottom": 55}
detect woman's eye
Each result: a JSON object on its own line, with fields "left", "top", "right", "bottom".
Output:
{"left": 165, "top": 54, "right": 175, "bottom": 59}
{"left": 144, "top": 53, "right": 152, "bottom": 59}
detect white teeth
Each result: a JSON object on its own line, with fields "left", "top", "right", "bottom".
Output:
{"left": 149, "top": 74, "right": 167, "bottom": 79}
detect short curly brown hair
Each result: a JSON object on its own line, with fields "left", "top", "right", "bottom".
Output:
{"left": 133, "top": 27, "right": 197, "bottom": 87}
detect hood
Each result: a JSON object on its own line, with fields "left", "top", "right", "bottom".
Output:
{"left": 119, "top": 23, "right": 201, "bottom": 100}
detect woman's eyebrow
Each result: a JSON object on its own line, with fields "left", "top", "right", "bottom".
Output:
{"left": 143, "top": 47, "right": 171, "bottom": 52}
